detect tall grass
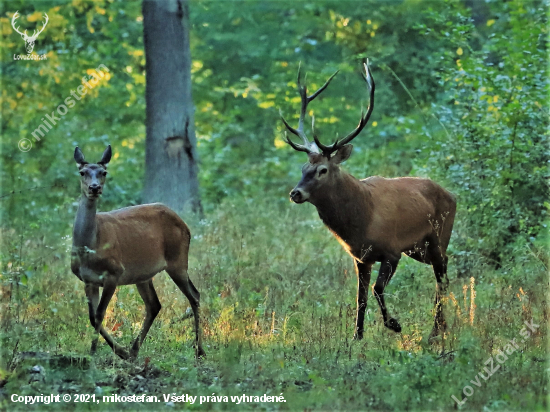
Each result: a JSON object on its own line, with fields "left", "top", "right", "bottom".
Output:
{"left": 0, "top": 196, "right": 547, "bottom": 410}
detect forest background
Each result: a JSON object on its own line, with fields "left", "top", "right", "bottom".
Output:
{"left": 0, "top": 0, "right": 548, "bottom": 410}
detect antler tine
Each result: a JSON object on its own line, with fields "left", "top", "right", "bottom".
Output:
{"left": 279, "top": 63, "right": 313, "bottom": 151}
{"left": 281, "top": 65, "right": 339, "bottom": 155}
{"left": 333, "top": 60, "right": 375, "bottom": 148}
{"left": 11, "top": 11, "right": 27, "bottom": 37}
{"left": 33, "top": 13, "right": 49, "bottom": 38}
{"left": 307, "top": 70, "right": 339, "bottom": 101}
{"left": 314, "top": 132, "right": 338, "bottom": 154}
{"left": 280, "top": 110, "right": 309, "bottom": 145}
{"left": 311, "top": 114, "right": 334, "bottom": 152}
{"left": 315, "top": 60, "right": 375, "bottom": 156}
{"left": 296, "top": 65, "right": 311, "bottom": 148}
{"left": 283, "top": 132, "right": 311, "bottom": 154}
{"left": 300, "top": 70, "right": 339, "bottom": 139}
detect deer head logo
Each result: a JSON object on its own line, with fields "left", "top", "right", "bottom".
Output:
{"left": 11, "top": 11, "right": 49, "bottom": 54}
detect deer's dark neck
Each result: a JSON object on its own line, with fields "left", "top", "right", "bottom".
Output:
{"left": 73, "top": 195, "right": 98, "bottom": 249}
{"left": 311, "top": 172, "right": 372, "bottom": 245}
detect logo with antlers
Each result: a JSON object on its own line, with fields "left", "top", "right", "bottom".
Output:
{"left": 11, "top": 11, "right": 49, "bottom": 54}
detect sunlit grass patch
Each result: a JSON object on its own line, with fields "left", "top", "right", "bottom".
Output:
{"left": 0, "top": 197, "right": 547, "bottom": 410}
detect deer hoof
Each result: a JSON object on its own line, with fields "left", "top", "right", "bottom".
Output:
{"left": 353, "top": 331, "right": 364, "bottom": 340}
{"left": 385, "top": 318, "right": 401, "bottom": 333}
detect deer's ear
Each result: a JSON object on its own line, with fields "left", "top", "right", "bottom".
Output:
{"left": 74, "top": 147, "right": 87, "bottom": 168}
{"left": 99, "top": 145, "right": 112, "bottom": 166}
{"left": 332, "top": 144, "right": 353, "bottom": 164}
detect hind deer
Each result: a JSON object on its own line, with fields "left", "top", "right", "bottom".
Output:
{"left": 280, "top": 61, "right": 456, "bottom": 339}
{"left": 71, "top": 145, "right": 205, "bottom": 359}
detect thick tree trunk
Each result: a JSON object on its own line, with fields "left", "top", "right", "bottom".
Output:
{"left": 142, "top": 0, "right": 201, "bottom": 213}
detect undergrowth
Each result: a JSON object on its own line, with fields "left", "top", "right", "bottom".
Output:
{"left": 0, "top": 196, "right": 547, "bottom": 410}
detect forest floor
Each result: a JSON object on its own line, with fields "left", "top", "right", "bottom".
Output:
{"left": 0, "top": 199, "right": 547, "bottom": 411}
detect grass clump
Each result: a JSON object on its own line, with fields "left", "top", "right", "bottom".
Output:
{"left": 0, "top": 197, "right": 547, "bottom": 410}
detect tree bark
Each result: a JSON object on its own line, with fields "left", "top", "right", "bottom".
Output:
{"left": 142, "top": 0, "right": 201, "bottom": 213}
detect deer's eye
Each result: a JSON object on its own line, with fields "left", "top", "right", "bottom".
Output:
{"left": 318, "top": 167, "right": 328, "bottom": 176}
{"left": 79, "top": 171, "right": 85, "bottom": 176}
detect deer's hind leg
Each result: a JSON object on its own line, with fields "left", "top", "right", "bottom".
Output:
{"left": 130, "top": 280, "right": 162, "bottom": 358}
{"left": 166, "top": 268, "right": 205, "bottom": 358}
{"left": 427, "top": 240, "right": 449, "bottom": 340}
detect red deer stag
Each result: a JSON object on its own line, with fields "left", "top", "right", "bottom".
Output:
{"left": 280, "top": 61, "right": 456, "bottom": 339}
{"left": 71, "top": 145, "right": 205, "bottom": 359}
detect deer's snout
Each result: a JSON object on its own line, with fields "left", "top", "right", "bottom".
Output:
{"left": 290, "top": 188, "right": 308, "bottom": 204}
{"left": 89, "top": 183, "right": 102, "bottom": 195}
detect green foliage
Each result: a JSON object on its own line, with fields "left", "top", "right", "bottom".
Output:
{"left": 0, "top": 0, "right": 548, "bottom": 410}
{"left": 1, "top": 197, "right": 547, "bottom": 410}
{"left": 414, "top": 0, "right": 549, "bottom": 262}
{"left": 190, "top": 0, "right": 472, "bottom": 206}
{"left": 3, "top": 0, "right": 546, "bottom": 258}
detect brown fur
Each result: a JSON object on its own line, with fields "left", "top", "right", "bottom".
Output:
{"left": 290, "top": 148, "right": 456, "bottom": 339}
{"left": 315, "top": 174, "right": 456, "bottom": 263}
{"left": 72, "top": 204, "right": 191, "bottom": 285}
{"left": 282, "top": 62, "right": 455, "bottom": 338}
{"left": 71, "top": 146, "right": 204, "bottom": 359}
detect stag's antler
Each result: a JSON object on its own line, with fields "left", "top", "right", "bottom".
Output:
{"left": 314, "top": 60, "right": 375, "bottom": 156}
{"left": 30, "top": 13, "right": 49, "bottom": 40}
{"left": 280, "top": 64, "right": 339, "bottom": 154}
{"left": 11, "top": 11, "right": 49, "bottom": 40}
{"left": 281, "top": 60, "right": 375, "bottom": 158}
{"left": 11, "top": 11, "right": 28, "bottom": 39}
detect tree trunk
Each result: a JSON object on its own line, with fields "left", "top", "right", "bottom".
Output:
{"left": 142, "top": 0, "right": 201, "bottom": 213}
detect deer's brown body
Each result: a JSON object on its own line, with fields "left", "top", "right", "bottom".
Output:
{"left": 281, "top": 61, "right": 456, "bottom": 338}
{"left": 72, "top": 204, "right": 190, "bottom": 287}
{"left": 315, "top": 175, "right": 455, "bottom": 263}
{"left": 71, "top": 146, "right": 204, "bottom": 359}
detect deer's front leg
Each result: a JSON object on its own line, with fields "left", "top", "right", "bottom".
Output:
{"left": 353, "top": 261, "right": 373, "bottom": 340}
{"left": 71, "top": 256, "right": 83, "bottom": 281}
{"left": 94, "top": 276, "right": 117, "bottom": 331}
{"left": 85, "top": 277, "right": 129, "bottom": 359}
{"left": 96, "top": 276, "right": 130, "bottom": 359}
{"left": 373, "top": 257, "right": 401, "bottom": 333}
{"left": 84, "top": 283, "right": 100, "bottom": 354}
